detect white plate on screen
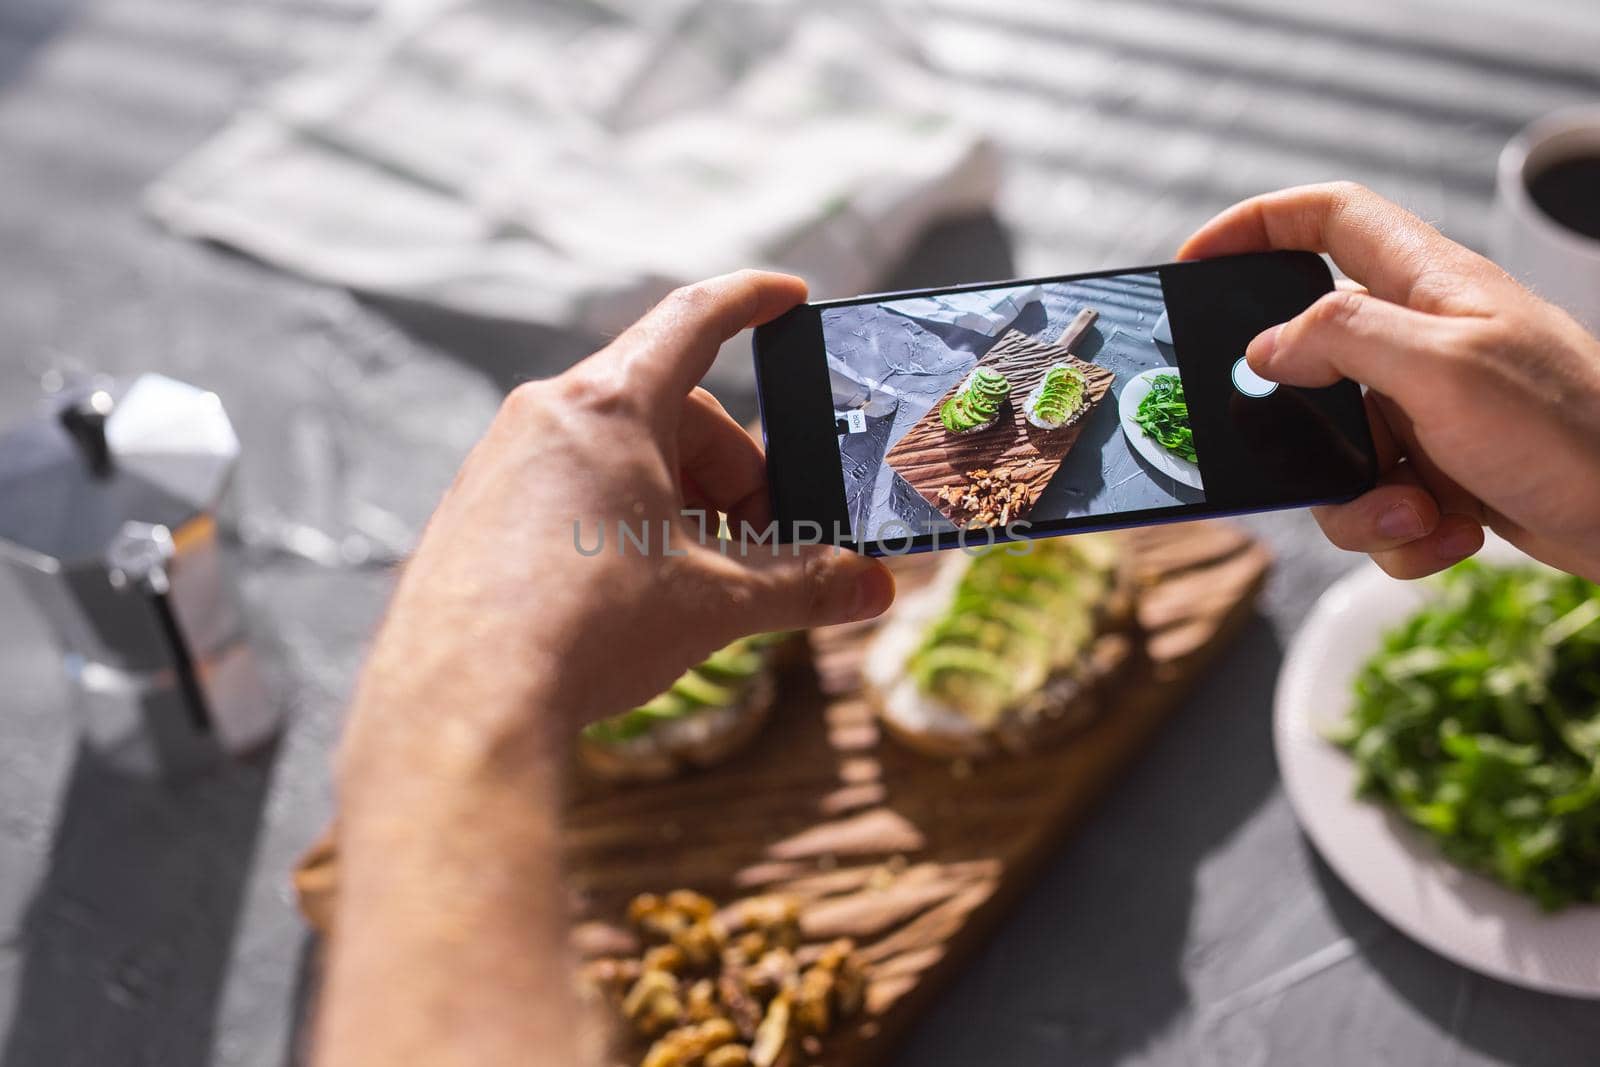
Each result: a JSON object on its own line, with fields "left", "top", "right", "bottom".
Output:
{"left": 1118, "top": 368, "right": 1203, "bottom": 491}
{"left": 1275, "top": 536, "right": 1600, "bottom": 998}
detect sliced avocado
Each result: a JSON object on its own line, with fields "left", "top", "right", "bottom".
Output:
{"left": 906, "top": 534, "right": 1119, "bottom": 724}
{"left": 971, "top": 368, "right": 1011, "bottom": 400}
{"left": 1028, "top": 366, "right": 1088, "bottom": 427}
{"left": 582, "top": 635, "right": 780, "bottom": 746}
{"left": 911, "top": 646, "right": 1013, "bottom": 725}
{"left": 941, "top": 393, "right": 981, "bottom": 432}
{"left": 638, "top": 690, "right": 693, "bottom": 719}
{"left": 975, "top": 599, "right": 1053, "bottom": 646}
{"left": 952, "top": 394, "right": 982, "bottom": 427}
{"left": 911, "top": 644, "right": 1013, "bottom": 692}
{"left": 940, "top": 369, "right": 1011, "bottom": 434}
{"left": 940, "top": 400, "right": 961, "bottom": 433}
{"left": 583, "top": 690, "right": 693, "bottom": 743}
{"left": 700, "top": 644, "right": 763, "bottom": 682}
{"left": 671, "top": 670, "right": 738, "bottom": 708}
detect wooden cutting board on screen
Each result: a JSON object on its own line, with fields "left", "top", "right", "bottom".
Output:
{"left": 883, "top": 308, "right": 1111, "bottom": 528}
{"left": 293, "top": 521, "right": 1271, "bottom": 1067}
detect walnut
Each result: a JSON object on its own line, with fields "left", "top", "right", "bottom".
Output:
{"left": 578, "top": 956, "right": 642, "bottom": 1005}
{"left": 628, "top": 893, "right": 667, "bottom": 927}
{"left": 603, "top": 892, "right": 863, "bottom": 1066}
{"left": 641, "top": 1018, "right": 738, "bottom": 1067}
{"left": 938, "top": 468, "right": 1036, "bottom": 528}
{"left": 642, "top": 944, "right": 687, "bottom": 975}
{"left": 726, "top": 896, "right": 801, "bottom": 946}
{"left": 794, "top": 939, "right": 858, "bottom": 1036}
{"left": 728, "top": 930, "right": 768, "bottom": 966}
{"left": 665, "top": 890, "right": 717, "bottom": 921}
{"left": 745, "top": 949, "right": 799, "bottom": 1000}
{"left": 794, "top": 966, "right": 833, "bottom": 1036}
{"left": 622, "top": 969, "right": 683, "bottom": 1037}
{"left": 749, "top": 992, "right": 793, "bottom": 1067}
{"left": 684, "top": 979, "right": 719, "bottom": 1023}
{"left": 629, "top": 891, "right": 726, "bottom": 968}
{"left": 704, "top": 1045, "right": 752, "bottom": 1067}
{"left": 716, "top": 971, "right": 765, "bottom": 1041}
{"left": 674, "top": 917, "right": 726, "bottom": 969}
{"left": 630, "top": 894, "right": 691, "bottom": 945}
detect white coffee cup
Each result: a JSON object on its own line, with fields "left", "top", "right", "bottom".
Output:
{"left": 1492, "top": 107, "right": 1600, "bottom": 334}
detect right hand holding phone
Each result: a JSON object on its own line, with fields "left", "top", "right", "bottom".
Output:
{"left": 1180, "top": 181, "right": 1600, "bottom": 583}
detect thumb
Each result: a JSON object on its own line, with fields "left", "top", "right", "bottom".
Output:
{"left": 731, "top": 544, "right": 896, "bottom": 634}
{"left": 1244, "top": 290, "right": 1450, "bottom": 407}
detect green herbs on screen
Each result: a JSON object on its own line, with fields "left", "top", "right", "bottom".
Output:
{"left": 1133, "top": 373, "right": 1197, "bottom": 464}
{"left": 1333, "top": 560, "right": 1600, "bottom": 910}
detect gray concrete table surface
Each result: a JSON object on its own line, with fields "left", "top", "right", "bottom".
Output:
{"left": 1, "top": 1, "right": 1599, "bottom": 1065}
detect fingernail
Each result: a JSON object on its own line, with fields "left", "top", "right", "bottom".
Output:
{"left": 1435, "top": 524, "right": 1482, "bottom": 562}
{"left": 1377, "top": 502, "right": 1425, "bottom": 541}
{"left": 1246, "top": 324, "right": 1284, "bottom": 371}
{"left": 848, "top": 564, "right": 896, "bottom": 621}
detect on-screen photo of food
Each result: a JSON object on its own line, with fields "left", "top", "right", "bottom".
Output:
{"left": 824, "top": 272, "right": 1204, "bottom": 542}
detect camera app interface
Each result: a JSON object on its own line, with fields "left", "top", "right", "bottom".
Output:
{"left": 824, "top": 272, "right": 1209, "bottom": 543}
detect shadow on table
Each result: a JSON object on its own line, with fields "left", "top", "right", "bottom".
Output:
{"left": 283, "top": 934, "right": 323, "bottom": 1067}
{"left": 890, "top": 613, "right": 1284, "bottom": 1066}
{"left": 0, "top": 0, "right": 91, "bottom": 91}
{"left": 1310, "top": 854, "right": 1600, "bottom": 1067}
{"left": 0, "top": 742, "right": 280, "bottom": 1067}
{"left": 360, "top": 210, "right": 1018, "bottom": 427}
{"left": 877, "top": 211, "right": 1017, "bottom": 296}
{"left": 361, "top": 293, "right": 602, "bottom": 397}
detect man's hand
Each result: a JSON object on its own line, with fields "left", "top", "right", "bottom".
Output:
{"left": 319, "top": 272, "right": 892, "bottom": 1067}
{"left": 1181, "top": 182, "right": 1600, "bottom": 582}
{"left": 341, "top": 270, "right": 893, "bottom": 783}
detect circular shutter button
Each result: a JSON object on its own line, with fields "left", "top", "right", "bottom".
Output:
{"left": 1232, "top": 356, "right": 1279, "bottom": 398}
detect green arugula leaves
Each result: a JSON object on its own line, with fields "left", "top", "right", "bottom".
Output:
{"left": 1333, "top": 561, "right": 1600, "bottom": 910}
{"left": 1134, "top": 373, "right": 1197, "bottom": 464}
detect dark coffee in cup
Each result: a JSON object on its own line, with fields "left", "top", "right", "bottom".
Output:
{"left": 1526, "top": 156, "right": 1600, "bottom": 242}
{"left": 1494, "top": 109, "right": 1600, "bottom": 332}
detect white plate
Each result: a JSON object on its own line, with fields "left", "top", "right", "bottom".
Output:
{"left": 1275, "top": 537, "right": 1600, "bottom": 998}
{"left": 1118, "top": 368, "right": 1204, "bottom": 491}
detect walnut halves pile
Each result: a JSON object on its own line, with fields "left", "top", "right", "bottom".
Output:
{"left": 936, "top": 467, "right": 1036, "bottom": 528}
{"left": 581, "top": 890, "right": 867, "bottom": 1067}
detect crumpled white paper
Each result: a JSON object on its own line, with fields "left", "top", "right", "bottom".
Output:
{"left": 881, "top": 283, "right": 1045, "bottom": 337}
{"left": 146, "top": 0, "right": 1000, "bottom": 338}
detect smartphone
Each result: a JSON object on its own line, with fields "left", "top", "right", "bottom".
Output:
{"left": 753, "top": 251, "right": 1377, "bottom": 556}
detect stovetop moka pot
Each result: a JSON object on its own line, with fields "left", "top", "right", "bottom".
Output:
{"left": 0, "top": 374, "right": 278, "bottom": 778}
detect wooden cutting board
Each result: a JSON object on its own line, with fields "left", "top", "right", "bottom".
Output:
{"left": 294, "top": 520, "right": 1270, "bottom": 1066}
{"left": 883, "top": 308, "right": 1111, "bottom": 528}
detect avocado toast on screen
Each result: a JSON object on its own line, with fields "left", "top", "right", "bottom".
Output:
{"left": 939, "top": 367, "right": 1012, "bottom": 435}
{"left": 1023, "top": 363, "right": 1090, "bottom": 430}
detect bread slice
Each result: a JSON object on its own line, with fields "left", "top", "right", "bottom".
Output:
{"left": 940, "top": 368, "right": 1012, "bottom": 436}
{"left": 1022, "top": 362, "right": 1091, "bottom": 431}
{"left": 865, "top": 540, "right": 1137, "bottom": 759}
{"left": 577, "top": 637, "right": 793, "bottom": 784}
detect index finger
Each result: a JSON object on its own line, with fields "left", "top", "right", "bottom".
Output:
{"left": 1176, "top": 182, "right": 1490, "bottom": 310}
{"left": 595, "top": 270, "right": 808, "bottom": 406}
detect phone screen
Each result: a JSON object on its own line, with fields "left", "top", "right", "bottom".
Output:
{"left": 754, "top": 251, "right": 1377, "bottom": 555}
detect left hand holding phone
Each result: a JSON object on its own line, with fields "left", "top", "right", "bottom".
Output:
{"left": 320, "top": 270, "right": 894, "bottom": 1067}
{"left": 341, "top": 269, "right": 895, "bottom": 785}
